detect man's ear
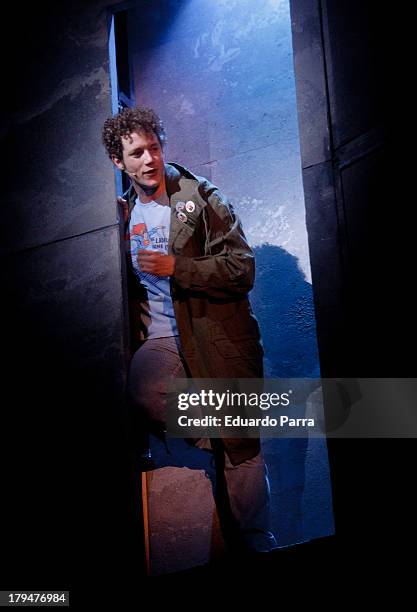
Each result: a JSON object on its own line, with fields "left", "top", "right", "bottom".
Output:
{"left": 111, "top": 155, "right": 125, "bottom": 172}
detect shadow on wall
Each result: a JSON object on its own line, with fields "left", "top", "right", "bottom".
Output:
{"left": 251, "top": 245, "right": 332, "bottom": 546}
{"left": 251, "top": 244, "right": 320, "bottom": 378}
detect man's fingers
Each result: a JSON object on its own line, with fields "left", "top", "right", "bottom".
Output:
{"left": 139, "top": 261, "right": 157, "bottom": 273}
{"left": 138, "top": 250, "right": 162, "bottom": 259}
{"left": 137, "top": 251, "right": 159, "bottom": 272}
{"left": 136, "top": 251, "right": 173, "bottom": 276}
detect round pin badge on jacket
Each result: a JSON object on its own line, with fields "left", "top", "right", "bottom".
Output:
{"left": 185, "top": 200, "right": 195, "bottom": 213}
{"left": 176, "top": 201, "right": 185, "bottom": 212}
{"left": 177, "top": 211, "right": 188, "bottom": 223}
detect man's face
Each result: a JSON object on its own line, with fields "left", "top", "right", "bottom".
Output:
{"left": 112, "top": 130, "right": 165, "bottom": 191}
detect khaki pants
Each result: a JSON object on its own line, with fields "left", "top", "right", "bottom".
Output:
{"left": 127, "top": 335, "right": 277, "bottom": 552}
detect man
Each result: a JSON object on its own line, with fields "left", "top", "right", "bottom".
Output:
{"left": 102, "top": 106, "right": 276, "bottom": 553}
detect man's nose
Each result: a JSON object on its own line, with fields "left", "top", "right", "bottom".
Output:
{"left": 143, "top": 149, "right": 153, "bottom": 164}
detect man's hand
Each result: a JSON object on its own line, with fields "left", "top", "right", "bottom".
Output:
{"left": 138, "top": 250, "right": 176, "bottom": 276}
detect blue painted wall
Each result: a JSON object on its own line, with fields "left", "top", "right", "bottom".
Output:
{"left": 128, "top": 0, "right": 334, "bottom": 545}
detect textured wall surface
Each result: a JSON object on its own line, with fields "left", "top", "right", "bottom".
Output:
{"left": 128, "top": 0, "right": 320, "bottom": 376}
{"left": 146, "top": 465, "right": 225, "bottom": 575}
{"left": 126, "top": 0, "right": 334, "bottom": 564}
{"left": 1, "top": 0, "right": 135, "bottom": 590}
{"left": 288, "top": 0, "right": 417, "bottom": 571}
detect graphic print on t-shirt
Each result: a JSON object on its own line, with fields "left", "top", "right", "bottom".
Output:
{"left": 130, "top": 222, "right": 150, "bottom": 248}
{"left": 130, "top": 223, "right": 169, "bottom": 284}
{"left": 129, "top": 199, "right": 177, "bottom": 338}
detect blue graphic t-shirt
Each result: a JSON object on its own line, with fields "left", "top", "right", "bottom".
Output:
{"left": 129, "top": 198, "right": 178, "bottom": 339}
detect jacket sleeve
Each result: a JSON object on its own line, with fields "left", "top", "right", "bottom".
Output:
{"left": 173, "top": 184, "right": 255, "bottom": 299}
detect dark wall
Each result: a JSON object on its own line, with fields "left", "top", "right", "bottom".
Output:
{"left": 291, "top": 0, "right": 415, "bottom": 377}
{"left": 0, "top": 1, "right": 141, "bottom": 598}
{"left": 290, "top": 0, "right": 415, "bottom": 570}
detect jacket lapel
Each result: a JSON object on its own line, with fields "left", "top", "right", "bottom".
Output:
{"left": 124, "top": 163, "right": 206, "bottom": 254}
{"left": 165, "top": 163, "right": 206, "bottom": 255}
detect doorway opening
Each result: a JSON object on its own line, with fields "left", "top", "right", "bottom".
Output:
{"left": 108, "top": 0, "right": 334, "bottom": 574}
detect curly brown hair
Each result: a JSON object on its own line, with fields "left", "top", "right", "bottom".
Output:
{"left": 102, "top": 106, "right": 167, "bottom": 161}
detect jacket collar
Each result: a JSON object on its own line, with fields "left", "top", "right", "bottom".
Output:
{"left": 125, "top": 162, "right": 187, "bottom": 211}
{"left": 125, "top": 162, "right": 207, "bottom": 254}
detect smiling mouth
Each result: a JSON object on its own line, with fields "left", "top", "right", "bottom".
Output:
{"left": 143, "top": 169, "right": 157, "bottom": 177}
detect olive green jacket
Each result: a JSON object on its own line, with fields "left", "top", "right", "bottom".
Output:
{"left": 124, "top": 162, "right": 263, "bottom": 464}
